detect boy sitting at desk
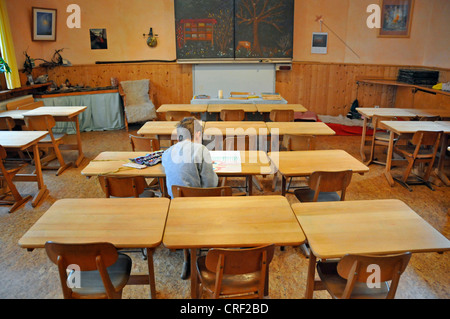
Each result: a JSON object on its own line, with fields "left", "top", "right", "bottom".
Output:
{"left": 162, "top": 117, "right": 218, "bottom": 279}
{"left": 162, "top": 117, "right": 218, "bottom": 198}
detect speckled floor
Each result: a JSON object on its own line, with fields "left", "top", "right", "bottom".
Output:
{"left": 0, "top": 126, "right": 448, "bottom": 299}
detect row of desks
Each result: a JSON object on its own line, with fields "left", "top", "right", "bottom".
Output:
{"left": 18, "top": 196, "right": 450, "bottom": 299}
{"left": 156, "top": 103, "right": 308, "bottom": 114}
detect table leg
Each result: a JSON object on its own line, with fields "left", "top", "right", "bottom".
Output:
{"left": 147, "top": 248, "right": 157, "bottom": 299}
{"left": 190, "top": 248, "right": 199, "bottom": 298}
{"left": 360, "top": 117, "right": 368, "bottom": 162}
{"left": 384, "top": 131, "right": 396, "bottom": 187}
{"left": 74, "top": 117, "right": 85, "bottom": 167}
{"left": 281, "top": 175, "right": 287, "bottom": 196}
{"left": 31, "top": 143, "right": 48, "bottom": 207}
{"left": 435, "top": 134, "right": 449, "bottom": 186}
{"left": 305, "top": 253, "right": 317, "bottom": 299}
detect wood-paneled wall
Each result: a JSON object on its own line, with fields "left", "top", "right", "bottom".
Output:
{"left": 22, "top": 62, "right": 450, "bottom": 117}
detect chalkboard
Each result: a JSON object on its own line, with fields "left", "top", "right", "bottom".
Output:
{"left": 175, "top": 0, "right": 294, "bottom": 62}
{"left": 193, "top": 63, "right": 275, "bottom": 98}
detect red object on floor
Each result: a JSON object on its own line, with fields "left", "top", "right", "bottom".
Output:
{"left": 325, "top": 123, "right": 374, "bottom": 136}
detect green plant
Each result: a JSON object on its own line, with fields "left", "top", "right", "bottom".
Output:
{"left": 0, "top": 57, "right": 11, "bottom": 74}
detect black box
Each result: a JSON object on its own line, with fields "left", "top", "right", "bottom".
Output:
{"left": 398, "top": 69, "right": 439, "bottom": 86}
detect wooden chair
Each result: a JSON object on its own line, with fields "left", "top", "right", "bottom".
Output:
{"left": 366, "top": 115, "right": 400, "bottom": 166}
{"left": 45, "top": 242, "right": 132, "bottom": 299}
{"left": 220, "top": 109, "right": 245, "bottom": 121}
{"left": 129, "top": 134, "right": 160, "bottom": 152}
{"left": 119, "top": 79, "right": 157, "bottom": 132}
{"left": 171, "top": 185, "right": 233, "bottom": 280}
{"left": 269, "top": 109, "right": 294, "bottom": 122}
{"left": 0, "top": 145, "right": 32, "bottom": 213}
{"left": 165, "top": 111, "right": 192, "bottom": 121}
{"left": 393, "top": 130, "right": 443, "bottom": 191}
{"left": 317, "top": 252, "right": 411, "bottom": 299}
{"left": 0, "top": 116, "right": 16, "bottom": 130}
{"left": 196, "top": 244, "right": 275, "bottom": 299}
{"left": 24, "top": 114, "right": 72, "bottom": 176}
{"left": 294, "top": 170, "right": 353, "bottom": 202}
{"left": 98, "top": 176, "right": 151, "bottom": 198}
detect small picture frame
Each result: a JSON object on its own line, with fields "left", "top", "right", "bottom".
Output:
{"left": 90, "top": 29, "right": 108, "bottom": 50}
{"left": 32, "top": 7, "right": 57, "bottom": 41}
{"left": 311, "top": 32, "right": 328, "bottom": 54}
{"left": 379, "top": 0, "right": 414, "bottom": 38}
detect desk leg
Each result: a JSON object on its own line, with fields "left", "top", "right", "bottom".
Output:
{"left": 281, "top": 175, "right": 287, "bottom": 196}
{"left": 147, "top": 248, "right": 157, "bottom": 299}
{"left": 31, "top": 143, "right": 48, "bottom": 207}
{"left": 360, "top": 117, "right": 368, "bottom": 162}
{"left": 305, "top": 253, "right": 317, "bottom": 299}
{"left": 384, "top": 131, "right": 395, "bottom": 187}
{"left": 435, "top": 134, "right": 449, "bottom": 186}
{"left": 74, "top": 117, "right": 85, "bottom": 167}
{"left": 190, "top": 248, "right": 199, "bottom": 298}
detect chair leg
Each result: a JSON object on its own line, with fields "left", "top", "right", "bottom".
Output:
{"left": 181, "top": 249, "right": 191, "bottom": 280}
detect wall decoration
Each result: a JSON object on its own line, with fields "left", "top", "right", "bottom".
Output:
{"left": 32, "top": 7, "right": 57, "bottom": 41}
{"left": 234, "top": 0, "right": 294, "bottom": 60}
{"left": 379, "top": 0, "right": 414, "bottom": 38}
{"left": 311, "top": 32, "right": 328, "bottom": 54}
{"left": 175, "top": 0, "right": 235, "bottom": 60}
{"left": 90, "top": 29, "right": 108, "bottom": 50}
{"left": 175, "top": 0, "right": 294, "bottom": 62}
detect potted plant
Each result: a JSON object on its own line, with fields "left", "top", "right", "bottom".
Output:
{"left": 0, "top": 57, "right": 11, "bottom": 74}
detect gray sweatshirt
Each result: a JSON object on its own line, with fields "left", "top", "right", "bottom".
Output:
{"left": 162, "top": 140, "right": 219, "bottom": 198}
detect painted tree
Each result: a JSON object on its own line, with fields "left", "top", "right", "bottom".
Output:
{"left": 236, "top": 0, "right": 286, "bottom": 55}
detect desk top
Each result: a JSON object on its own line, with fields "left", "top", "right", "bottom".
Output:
{"left": 19, "top": 198, "right": 170, "bottom": 249}
{"left": 256, "top": 104, "right": 308, "bottom": 113}
{"left": 204, "top": 121, "right": 268, "bottom": 136}
{"left": 0, "top": 131, "right": 48, "bottom": 149}
{"left": 163, "top": 195, "right": 305, "bottom": 249}
{"left": 0, "top": 110, "right": 28, "bottom": 120}
{"left": 266, "top": 122, "right": 335, "bottom": 136}
{"left": 137, "top": 121, "right": 180, "bottom": 136}
{"left": 207, "top": 104, "right": 258, "bottom": 113}
{"left": 380, "top": 121, "right": 450, "bottom": 134}
{"left": 356, "top": 108, "right": 417, "bottom": 118}
{"left": 157, "top": 104, "right": 208, "bottom": 113}
{"left": 23, "top": 106, "right": 87, "bottom": 118}
{"left": 292, "top": 199, "right": 450, "bottom": 259}
{"left": 268, "top": 150, "right": 369, "bottom": 177}
{"left": 191, "top": 97, "right": 288, "bottom": 105}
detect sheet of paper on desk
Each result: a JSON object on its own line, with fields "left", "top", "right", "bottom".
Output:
{"left": 210, "top": 151, "right": 242, "bottom": 173}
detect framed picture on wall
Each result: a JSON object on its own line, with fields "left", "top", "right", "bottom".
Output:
{"left": 32, "top": 7, "right": 57, "bottom": 41}
{"left": 379, "top": 0, "right": 414, "bottom": 38}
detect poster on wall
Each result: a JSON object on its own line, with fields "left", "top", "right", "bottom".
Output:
{"left": 311, "top": 32, "right": 328, "bottom": 54}
{"left": 32, "top": 7, "right": 57, "bottom": 41}
{"left": 234, "top": 0, "right": 294, "bottom": 61}
{"left": 90, "top": 29, "right": 108, "bottom": 50}
{"left": 175, "top": 0, "right": 235, "bottom": 61}
{"left": 379, "top": 0, "right": 414, "bottom": 38}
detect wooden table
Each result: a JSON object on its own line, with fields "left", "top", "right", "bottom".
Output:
{"left": 18, "top": 198, "right": 170, "bottom": 299}
{"left": 265, "top": 122, "right": 335, "bottom": 136}
{"left": 0, "top": 131, "right": 49, "bottom": 211}
{"left": 2, "top": 106, "right": 88, "bottom": 167}
{"left": 156, "top": 104, "right": 207, "bottom": 113}
{"left": 380, "top": 121, "right": 450, "bottom": 187}
{"left": 163, "top": 195, "right": 306, "bottom": 298}
{"left": 292, "top": 199, "right": 450, "bottom": 299}
{"left": 256, "top": 104, "right": 308, "bottom": 113}
{"left": 81, "top": 151, "right": 271, "bottom": 196}
{"left": 268, "top": 150, "right": 369, "bottom": 196}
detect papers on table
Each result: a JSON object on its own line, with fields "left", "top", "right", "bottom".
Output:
{"left": 210, "top": 151, "right": 242, "bottom": 173}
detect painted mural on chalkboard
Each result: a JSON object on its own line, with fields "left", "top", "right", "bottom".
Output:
{"left": 175, "top": 0, "right": 235, "bottom": 60}
{"left": 235, "top": 0, "right": 294, "bottom": 60}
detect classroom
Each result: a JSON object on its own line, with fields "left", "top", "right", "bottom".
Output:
{"left": 0, "top": 0, "right": 449, "bottom": 301}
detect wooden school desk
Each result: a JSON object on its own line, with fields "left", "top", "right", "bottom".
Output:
{"left": 156, "top": 104, "right": 208, "bottom": 114}
{"left": 163, "top": 195, "right": 305, "bottom": 298}
{"left": 265, "top": 122, "right": 335, "bottom": 137}
{"left": 292, "top": 199, "right": 450, "bottom": 299}
{"left": 268, "top": 150, "right": 369, "bottom": 196}
{"left": 0, "top": 131, "right": 49, "bottom": 211}
{"left": 81, "top": 151, "right": 271, "bottom": 196}
{"left": 23, "top": 106, "right": 87, "bottom": 167}
{"left": 379, "top": 121, "right": 450, "bottom": 187}
{"left": 18, "top": 198, "right": 170, "bottom": 299}
{"left": 256, "top": 104, "right": 308, "bottom": 113}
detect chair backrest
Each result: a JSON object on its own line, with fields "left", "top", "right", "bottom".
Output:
{"left": 308, "top": 170, "right": 353, "bottom": 201}
{"left": 165, "top": 111, "right": 192, "bottom": 121}
{"left": 129, "top": 134, "right": 160, "bottom": 152}
{"left": 220, "top": 109, "right": 245, "bottom": 121}
{"left": 24, "top": 114, "right": 56, "bottom": 131}
{"left": 171, "top": 185, "right": 232, "bottom": 197}
{"left": 0, "top": 116, "right": 16, "bottom": 131}
{"left": 6, "top": 96, "right": 34, "bottom": 110}
{"left": 337, "top": 252, "right": 412, "bottom": 299}
{"left": 410, "top": 130, "right": 442, "bottom": 148}
{"left": 0, "top": 145, "right": 6, "bottom": 160}
{"left": 98, "top": 176, "right": 147, "bottom": 198}
{"left": 224, "top": 136, "right": 250, "bottom": 151}
{"left": 285, "top": 134, "right": 315, "bottom": 151}
{"left": 205, "top": 245, "right": 275, "bottom": 298}
{"left": 269, "top": 110, "right": 294, "bottom": 122}
{"left": 119, "top": 79, "right": 151, "bottom": 106}
{"left": 44, "top": 242, "right": 119, "bottom": 299}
